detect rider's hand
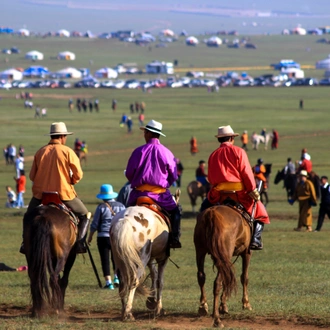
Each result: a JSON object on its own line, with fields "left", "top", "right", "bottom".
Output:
{"left": 248, "top": 188, "right": 260, "bottom": 201}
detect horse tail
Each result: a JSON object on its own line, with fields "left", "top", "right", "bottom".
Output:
{"left": 111, "top": 218, "right": 146, "bottom": 299}
{"left": 28, "top": 214, "right": 56, "bottom": 314}
{"left": 205, "top": 208, "right": 237, "bottom": 298}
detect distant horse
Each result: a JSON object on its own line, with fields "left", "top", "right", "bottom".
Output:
{"left": 251, "top": 133, "right": 273, "bottom": 150}
{"left": 274, "top": 169, "right": 320, "bottom": 200}
{"left": 110, "top": 190, "right": 180, "bottom": 321}
{"left": 274, "top": 168, "right": 297, "bottom": 198}
{"left": 23, "top": 201, "right": 77, "bottom": 317}
{"left": 194, "top": 205, "right": 252, "bottom": 328}
{"left": 187, "top": 181, "right": 210, "bottom": 213}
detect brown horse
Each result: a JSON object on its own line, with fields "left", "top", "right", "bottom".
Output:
{"left": 23, "top": 205, "right": 77, "bottom": 317}
{"left": 187, "top": 181, "right": 210, "bottom": 213}
{"left": 194, "top": 205, "right": 252, "bottom": 328}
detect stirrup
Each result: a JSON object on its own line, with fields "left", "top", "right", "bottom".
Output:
{"left": 250, "top": 242, "right": 263, "bottom": 250}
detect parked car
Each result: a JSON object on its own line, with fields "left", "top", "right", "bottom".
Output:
{"left": 111, "top": 80, "right": 126, "bottom": 89}
{"left": 58, "top": 80, "right": 71, "bottom": 88}
{"left": 124, "top": 79, "right": 140, "bottom": 89}
{"left": 0, "top": 81, "right": 12, "bottom": 89}
{"left": 319, "top": 78, "right": 330, "bottom": 86}
{"left": 100, "top": 80, "right": 114, "bottom": 88}
{"left": 1, "top": 48, "right": 11, "bottom": 54}
{"left": 11, "top": 47, "right": 20, "bottom": 54}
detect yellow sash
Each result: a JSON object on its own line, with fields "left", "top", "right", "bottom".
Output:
{"left": 213, "top": 182, "right": 245, "bottom": 192}
{"left": 135, "top": 184, "right": 166, "bottom": 194}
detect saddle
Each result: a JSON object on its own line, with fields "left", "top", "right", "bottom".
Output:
{"left": 221, "top": 197, "right": 253, "bottom": 228}
{"left": 136, "top": 196, "right": 172, "bottom": 231}
{"left": 41, "top": 192, "right": 79, "bottom": 228}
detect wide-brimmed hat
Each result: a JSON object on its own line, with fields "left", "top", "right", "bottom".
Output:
{"left": 299, "top": 170, "right": 308, "bottom": 177}
{"left": 215, "top": 125, "right": 239, "bottom": 138}
{"left": 46, "top": 122, "right": 73, "bottom": 136}
{"left": 96, "top": 184, "right": 118, "bottom": 200}
{"left": 140, "top": 120, "right": 166, "bottom": 137}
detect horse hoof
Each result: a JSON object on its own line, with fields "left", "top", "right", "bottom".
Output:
{"left": 198, "top": 306, "right": 208, "bottom": 316}
{"left": 123, "top": 313, "right": 135, "bottom": 321}
{"left": 213, "top": 318, "right": 224, "bottom": 328}
{"left": 146, "top": 297, "right": 157, "bottom": 310}
{"left": 156, "top": 308, "right": 166, "bottom": 317}
{"left": 243, "top": 303, "right": 252, "bottom": 311}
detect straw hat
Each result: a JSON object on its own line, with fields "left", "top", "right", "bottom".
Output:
{"left": 299, "top": 170, "right": 308, "bottom": 177}
{"left": 46, "top": 122, "right": 73, "bottom": 136}
{"left": 140, "top": 120, "right": 166, "bottom": 137}
{"left": 215, "top": 125, "right": 239, "bottom": 138}
{"left": 96, "top": 184, "right": 118, "bottom": 200}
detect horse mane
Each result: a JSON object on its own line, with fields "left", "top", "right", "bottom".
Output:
{"left": 204, "top": 207, "right": 237, "bottom": 298}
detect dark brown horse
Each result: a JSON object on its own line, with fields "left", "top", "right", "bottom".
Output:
{"left": 187, "top": 181, "right": 210, "bottom": 213}
{"left": 23, "top": 206, "right": 77, "bottom": 317}
{"left": 194, "top": 205, "right": 252, "bottom": 328}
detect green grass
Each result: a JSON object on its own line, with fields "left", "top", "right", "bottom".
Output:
{"left": 1, "top": 35, "right": 330, "bottom": 329}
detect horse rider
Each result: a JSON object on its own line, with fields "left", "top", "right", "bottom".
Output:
{"left": 125, "top": 119, "right": 182, "bottom": 249}
{"left": 20, "top": 122, "right": 90, "bottom": 254}
{"left": 297, "top": 151, "right": 312, "bottom": 174}
{"left": 253, "top": 158, "right": 268, "bottom": 191}
{"left": 284, "top": 157, "right": 296, "bottom": 176}
{"left": 200, "top": 125, "right": 270, "bottom": 250}
{"left": 196, "top": 160, "right": 208, "bottom": 187}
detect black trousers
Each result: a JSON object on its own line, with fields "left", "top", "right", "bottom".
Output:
{"left": 97, "top": 237, "right": 115, "bottom": 277}
{"left": 315, "top": 205, "right": 330, "bottom": 231}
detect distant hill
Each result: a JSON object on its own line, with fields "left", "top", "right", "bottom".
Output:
{"left": 2, "top": 0, "right": 330, "bottom": 35}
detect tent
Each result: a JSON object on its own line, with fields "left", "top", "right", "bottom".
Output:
{"left": 94, "top": 67, "right": 118, "bottom": 79}
{"left": 292, "top": 27, "right": 307, "bottom": 35}
{"left": 316, "top": 55, "right": 330, "bottom": 69}
{"left": 56, "top": 29, "right": 70, "bottom": 37}
{"left": 58, "top": 51, "right": 76, "bottom": 60}
{"left": 206, "top": 36, "right": 222, "bottom": 47}
{"left": 56, "top": 67, "right": 82, "bottom": 79}
{"left": 281, "top": 68, "right": 304, "bottom": 79}
{"left": 23, "top": 66, "right": 49, "bottom": 77}
{"left": 25, "top": 50, "right": 44, "bottom": 60}
{"left": 17, "top": 28, "right": 30, "bottom": 36}
{"left": 160, "top": 29, "right": 174, "bottom": 37}
{"left": 186, "top": 36, "right": 199, "bottom": 46}
{"left": 0, "top": 68, "right": 23, "bottom": 80}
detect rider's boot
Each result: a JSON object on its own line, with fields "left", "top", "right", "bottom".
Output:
{"left": 169, "top": 207, "right": 182, "bottom": 249}
{"left": 76, "top": 212, "right": 91, "bottom": 254}
{"left": 250, "top": 221, "right": 264, "bottom": 250}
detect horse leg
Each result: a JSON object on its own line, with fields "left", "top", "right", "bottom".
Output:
{"left": 212, "top": 271, "right": 224, "bottom": 328}
{"left": 123, "top": 287, "right": 137, "bottom": 321}
{"left": 146, "top": 261, "right": 158, "bottom": 311}
{"left": 154, "top": 258, "right": 168, "bottom": 316}
{"left": 58, "top": 252, "right": 76, "bottom": 311}
{"left": 219, "top": 291, "right": 228, "bottom": 315}
{"left": 196, "top": 249, "right": 208, "bottom": 316}
{"left": 241, "top": 252, "right": 252, "bottom": 311}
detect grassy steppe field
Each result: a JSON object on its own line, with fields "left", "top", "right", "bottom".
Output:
{"left": 1, "top": 35, "right": 330, "bottom": 329}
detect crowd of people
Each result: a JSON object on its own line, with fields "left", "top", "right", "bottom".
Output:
{"left": 70, "top": 98, "right": 100, "bottom": 112}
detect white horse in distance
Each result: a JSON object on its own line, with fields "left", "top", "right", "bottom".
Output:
{"left": 251, "top": 132, "right": 273, "bottom": 150}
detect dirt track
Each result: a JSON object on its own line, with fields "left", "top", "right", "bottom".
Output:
{"left": 0, "top": 304, "right": 324, "bottom": 329}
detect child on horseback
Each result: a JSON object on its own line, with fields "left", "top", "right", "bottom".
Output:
{"left": 201, "top": 125, "right": 270, "bottom": 250}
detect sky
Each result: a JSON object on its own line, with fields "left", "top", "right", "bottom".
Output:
{"left": 1, "top": 0, "right": 330, "bottom": 35}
